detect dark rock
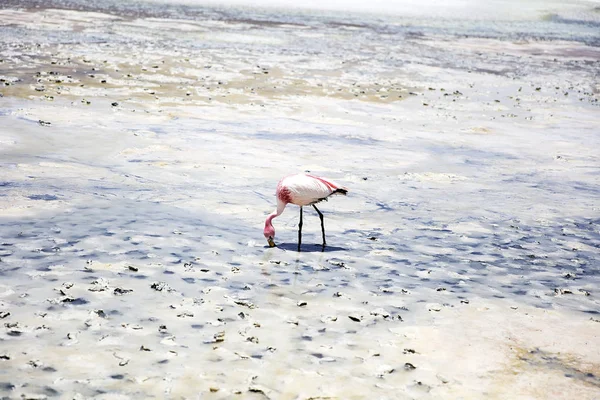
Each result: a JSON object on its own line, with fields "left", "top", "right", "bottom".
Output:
{"left": 150, "top": 282, "right": 173, "bottom": 292}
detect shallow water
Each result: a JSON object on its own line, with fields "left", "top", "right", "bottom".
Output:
{"left": 1, "top": 0, "right": 599, "bottom": 398}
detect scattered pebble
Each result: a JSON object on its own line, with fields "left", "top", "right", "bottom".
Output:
{"left": 320, "top": 316, "right": 338, "bottom": 323}
{"left": 234, "top": 299, "right": 256, "bottom": 309}
{"left": 377, "top": 367, "right": 396, "bottom": 378}
{"left": 150, "top": 282, "right": 173, "bottom": 292}
{"left": 248, "top": 385, "right": 272, "bottom": 397}
{"left": 214, "top": 331, "right": 225, "bottom": 343}
{"left": 370, "top": 308, "right": 390, "bottom": 319}
{"left": 554, "top": 288, "right": 573, "bottom": 295}
{"left": 427, "top": 303, "right": 442, "bottom": 312}
{"left": 177, "top": 312, "right": 194, "bottom": 318}
{"left": 113, "top": 287, "right": 133, "bottom": 295}
{"left": 327, "top": 259, "right": 347, "bottom": 269}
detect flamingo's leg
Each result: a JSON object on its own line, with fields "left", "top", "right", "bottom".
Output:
{"left": 298, "top": 206, "right": 303, "bottom": 252}
{"left": 312, "top": 204, "right": 326, "bottom": 247}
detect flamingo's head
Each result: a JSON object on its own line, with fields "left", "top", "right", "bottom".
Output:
{"left": 264, "top": 224, "right": 276, "bottom": 247}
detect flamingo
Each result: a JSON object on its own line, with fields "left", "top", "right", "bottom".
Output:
{"left": 264, "top": 174, "right": 348, "bottom": 251}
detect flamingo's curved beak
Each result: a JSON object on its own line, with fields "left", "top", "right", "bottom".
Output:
{"left": 267, "top": 238, "right": 276, "bottom": 247}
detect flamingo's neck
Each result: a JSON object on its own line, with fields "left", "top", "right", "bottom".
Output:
{"left": 265, "top": 212, "right": 277, "bottom": 227}
{"left": 265, "top": 200, "right": 287, "bottom": 229}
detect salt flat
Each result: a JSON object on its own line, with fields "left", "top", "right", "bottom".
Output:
{"left": 0, "top": 1, "right": 599, "bottom": 398}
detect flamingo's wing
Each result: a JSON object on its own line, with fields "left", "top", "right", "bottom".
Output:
{"left": 281, "top": 174, "right": 345, "bottom": 206}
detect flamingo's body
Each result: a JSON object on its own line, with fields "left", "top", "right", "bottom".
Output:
{"left": 264, "top": 174, "right": 347, "bottom": 250}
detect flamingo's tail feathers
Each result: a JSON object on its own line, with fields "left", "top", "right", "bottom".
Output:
{"left": 334, "top": 188, "right": 348, "bottom": 195}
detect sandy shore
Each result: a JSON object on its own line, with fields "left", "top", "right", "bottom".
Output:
{"left": 1, "top": 1, "right": 599, "bottom": 399}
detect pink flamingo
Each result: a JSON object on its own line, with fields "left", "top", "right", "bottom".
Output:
{"left": 264, "top": 174, "right": 348, "bottom": 251}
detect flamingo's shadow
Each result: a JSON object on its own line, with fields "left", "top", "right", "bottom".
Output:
{"left": 270, "top": 243, "right": 347, "bottom": 253}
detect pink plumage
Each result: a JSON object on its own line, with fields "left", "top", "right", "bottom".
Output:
{"left": 264, "top": 174, "right": 348, "bottom": 250}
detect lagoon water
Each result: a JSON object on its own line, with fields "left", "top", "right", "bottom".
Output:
{"left": 1, "top": 0, "right": 599, "bottom": 398}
